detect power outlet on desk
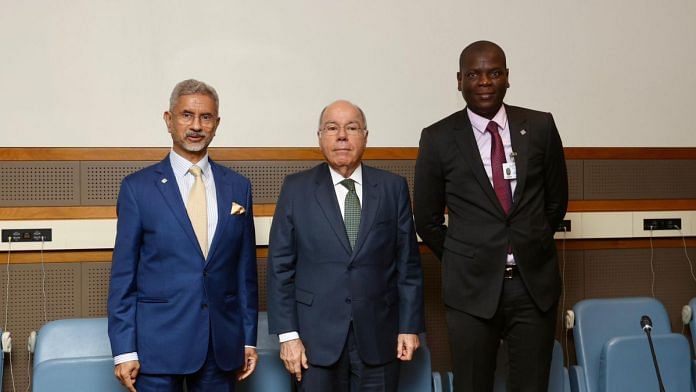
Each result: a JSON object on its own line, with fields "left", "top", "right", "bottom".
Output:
{"left": 643, "top": 218, "right": 681, "bottom": 231}
{"left": 556, "top": 220, "right": 572, "bottom": 232}
{"left": 2, "top": 228, "right": 52, "bottom": 242}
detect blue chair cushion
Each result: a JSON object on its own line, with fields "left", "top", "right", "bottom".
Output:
{"left": 598, "top": 334, "right": 691, "bottom": 392}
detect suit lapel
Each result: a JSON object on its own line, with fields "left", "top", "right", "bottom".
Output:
{"left": 351, "top": 166, "right": 380, "bottom": 259}
{"left": 507, "top": 105, "right": 529, "bottom": 214}
{"left": 453, "top": 109, "right": 506, "bottom": 216}
{"left": 154, "top": 158, "right": 202, "bottom": 256}
{"left": 313, "top": 164, "right": 352, "bottom": 255}
{"left": 206, "top": 160, "right": 231, "bottom": 264}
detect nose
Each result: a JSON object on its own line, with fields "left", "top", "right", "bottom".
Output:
{"left": 190, "top": 116, "right": 202, "bottom": 131}
{"left": 335, "top": 127, "right": 349, "bottom": 140}
{"left": 478, "top": 73, "right": 492, "bottom": 86}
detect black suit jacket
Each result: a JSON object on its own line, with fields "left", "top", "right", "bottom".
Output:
{"left": 267, "top": 163, "right": 424, "bottom": 366}
{"left": 414, "top": 105, "right": 568, "bottom": 318}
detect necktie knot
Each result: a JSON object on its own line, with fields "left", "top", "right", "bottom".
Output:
{"left": 189, "top": 165, "right": 203, "bottom": 178}
{"left": 340, "top": 178, "right": 356, "bottom": 192}
{"left": 485, "top": 121, "right": 500, "bottom": 136}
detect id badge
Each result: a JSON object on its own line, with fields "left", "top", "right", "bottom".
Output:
{"left": 503, "top": 162, "right": 517, "bottom": 180}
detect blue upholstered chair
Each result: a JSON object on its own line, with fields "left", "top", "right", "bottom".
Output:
{"left": 687, "top": 297, "right": 696, "bottom": 388}
{"left": 397, "top": 336, "right": 435, "bottom": 392}
{"left": 236, "top": 311, "right": 292, "bottom": 392}
{"left": 569, "top": 297, "right": 692, "bottom": 392}
{"left": 32, "top": 318, "right": 123, "bottom": 392}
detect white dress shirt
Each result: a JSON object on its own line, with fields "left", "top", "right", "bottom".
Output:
{"left": 467, "top": 106, "right": 516, "bottom": 265}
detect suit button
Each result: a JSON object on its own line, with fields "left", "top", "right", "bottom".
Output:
{"left": 203, "top": 271, "right": 208, "bottom": 277}
{"left": 347, "top": 265, "right": 353, "bottom": 271}
{"left": 201, "top": 304, "right": 208, "bottom": 309}
{"left": 345, "top": 297, "right": 351, "bottom": 304}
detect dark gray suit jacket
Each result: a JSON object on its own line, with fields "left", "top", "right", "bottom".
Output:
{"left": 414, "top": 105, "right": 568, "bottom": 318}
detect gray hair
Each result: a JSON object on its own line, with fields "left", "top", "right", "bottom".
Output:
{"left": 317, "top": 100, "right": 367, "bottom": 130}
{"left": 169, "top": 79, "right": 219, "bottom": 112}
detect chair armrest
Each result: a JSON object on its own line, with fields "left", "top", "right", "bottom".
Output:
{"left": 569, "top": 365, "right": 587, "bottom": 392}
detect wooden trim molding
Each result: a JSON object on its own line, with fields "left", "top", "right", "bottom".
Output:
{"left": 3, "top": 147, "right": 696, "bottom": 161}
{"left": 567, "top": 200, "right": 696, "bottom": 212}
{"left": 4, "top": 238, "right": 696, "bottom": 264}
{"left": 0, "top": 204, "right": 277, "bottom": 220}
{"left": 4, "top": 201, "right": 696, "bottom": 221}
{"left": 0, "top": 147, "right": 419, "bottom": 161}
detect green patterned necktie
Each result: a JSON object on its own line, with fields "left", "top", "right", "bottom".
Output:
{"left": 340, "top": 178, "right": 361, "bottom": 250}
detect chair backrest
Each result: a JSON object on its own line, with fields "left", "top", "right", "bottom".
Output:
{"left": 33, "top": 318, "right": 123, "bottom": 392}
{"left": 237, "top": 311, "right": 292, "bottom": 392}
{"left": 398, "top": 343, "right": 433, "bottom": 392}
{"left": 572, "top": 297, "right": 672, "bottom": 391}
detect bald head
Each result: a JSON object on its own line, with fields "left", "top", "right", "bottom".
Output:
{"left": 318, "top": 100, "right": 367, "bottom": 130}
{"left": 459, "top": 41, "right": 507, "bottom": 71}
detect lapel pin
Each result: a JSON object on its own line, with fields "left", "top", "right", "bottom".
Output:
{"left": 520, "top": 129, "right": 527, "bottom": 135}
{"left": 161, "top": 178, "right": 168, "bottom": 184}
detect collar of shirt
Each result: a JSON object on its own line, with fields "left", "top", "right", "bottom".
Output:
{"left": 169, "top": 150, "right": 211, "bottom": 179}
{"left": 467, "top": 105, "right": 508, "bottom": 135}
{"left": 328, "top": 164, "right": 363, "bottom": 187}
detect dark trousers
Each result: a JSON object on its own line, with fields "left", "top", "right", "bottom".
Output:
{"left": 446, "top": 276, "right": 557, "bottom": 392}
{"left": 135, "top": 338, "right": 237, "bottom": 392}
{"left": 299, "top": 324, "right": 400, "bottom": 392}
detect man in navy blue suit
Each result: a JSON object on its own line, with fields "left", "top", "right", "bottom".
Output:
{"left": 267, "top": 100, "right": 424, "bottom": 392}
{"left": 108, "top": 79, "right": 258, "bottom": 392}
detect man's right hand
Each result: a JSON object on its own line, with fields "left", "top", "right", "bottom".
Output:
{"left": 280, "top": 338, "right": 308, "bottom": 382}
{"left": 114, "top": 360, "right": 140, "bottom": 392}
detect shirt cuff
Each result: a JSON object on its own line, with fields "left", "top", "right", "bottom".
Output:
{"left": 244, "top": 345, "right": 256, "bottom": 349}
{"left": 278, "top": 331, "right": 300, "bottom": 342}
{"left": 114, "top": 352, "right": 139, "bottom": 365}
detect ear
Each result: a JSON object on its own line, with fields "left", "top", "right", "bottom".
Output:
{"left": 456, "top": 72, "right": 463, "bottom": 91}
{"left": 163, "top": 111, "right": 173, "bottom": 132}
{"left": 505, "top": 69, "right": 510, "bottom": 88}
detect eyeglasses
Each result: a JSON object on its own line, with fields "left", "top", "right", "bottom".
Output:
{"left": 174, "top": 112, "right": 218, "bottom": 127}
{"left": 319, "top": 123, "right": 366, "bottom": 136}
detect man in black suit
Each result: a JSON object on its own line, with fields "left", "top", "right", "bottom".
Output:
{"left": 414, "top": 41, "right": 568, "bottom": 391}
{"left": 267, "top": 100, "right": 424, "bottom": 391}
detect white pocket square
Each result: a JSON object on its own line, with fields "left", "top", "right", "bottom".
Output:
{"left": 231, "top": 202, "right": 246, "bottom": 215}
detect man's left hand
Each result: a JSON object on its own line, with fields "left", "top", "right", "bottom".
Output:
{"left": 236, "top": 347, "right": 258, "bottom": 380}
{"left": 396, "top": 334, "right": 420, "bottom": 361}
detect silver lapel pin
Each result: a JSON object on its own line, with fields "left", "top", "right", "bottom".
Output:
{"left": 520, "top": 129, "right": 527, "bottom": 135}
{"left": 161, "top": 178, "right": 168, "bottom": 184}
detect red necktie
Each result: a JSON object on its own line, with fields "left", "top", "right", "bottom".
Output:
{"left": 486, "top": 121, "right": 512, "bottom": 214}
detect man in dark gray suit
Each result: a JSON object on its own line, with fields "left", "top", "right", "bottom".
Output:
{"left": 414, "top": 41, "right": 568, "bottom": 391}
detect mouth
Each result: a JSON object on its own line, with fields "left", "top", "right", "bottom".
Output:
{"left": 476, "top": 92, "right": 496, "bottom": 100}
{"left": 186, "top": 134, "right": 205, "bottom": 143}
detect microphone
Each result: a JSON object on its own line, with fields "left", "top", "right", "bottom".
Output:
{"left": 640, "top": 315, "right": 665, "bottom": 392}
{"left": 640, "top": 315, "right": 652, "bottom": 331}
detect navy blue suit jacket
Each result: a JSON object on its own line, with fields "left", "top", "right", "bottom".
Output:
{"left": 107, "top": 157, "right": 258, "bottom": 374}
{"left": 267, "top": 163, "right": 424, "bottom": 366}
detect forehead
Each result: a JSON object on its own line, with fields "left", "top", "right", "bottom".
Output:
{"left": 461, "top": 48, "right": 506, "bottom": 70}
{"left": 174, "top": 94, "right": 217, "bottom": 112}
{"left": 321, "top": 104, "right": 363, "bottom": 124}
